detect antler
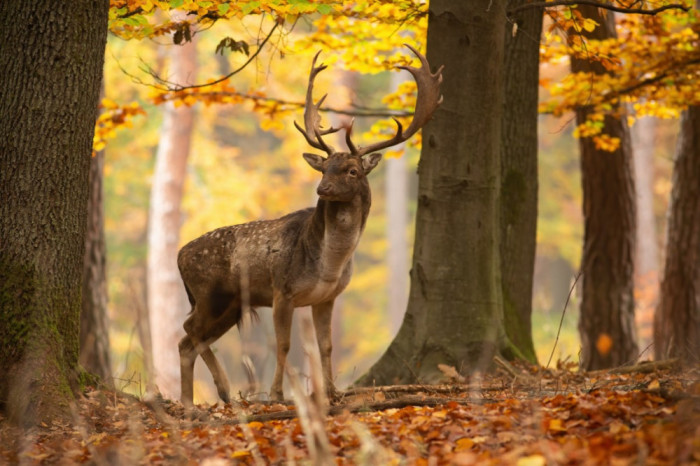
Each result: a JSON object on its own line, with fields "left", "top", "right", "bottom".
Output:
{"left": 350, "top": 44, "right": 444, "bottom": 157}
{"left": 294, "top": 51, "right": 340, "bottom": 156}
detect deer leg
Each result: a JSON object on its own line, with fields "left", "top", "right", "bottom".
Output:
{"left": 200, "top": 348, "right": 231, "bottom": 403}
{"left": 312, "top": 301, "right": 338, "bottom": 398}
{"left": 179, "top": 335, "right": 197, "bottom": 407}
{"left": 270, "top": 294, "right": 294, "bottom": 401}
{"left": 181, "top": 300, "right": 240, "bottom": 405}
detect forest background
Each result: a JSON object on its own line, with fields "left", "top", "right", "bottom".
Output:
{"left": 89, "top": 0, "right": 688, "bottom": 404}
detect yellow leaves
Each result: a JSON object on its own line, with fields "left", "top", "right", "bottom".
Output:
{"left": 593, "top": 134, "right": 620, "bottom": 152}
{"left": 517, "top": 454, "right": 546, "bottom": 466}
{"left": 93, "top": 99, "right": 146, "bottom": 155}
{"left": 547, "top": 418, "right": 567, "bottom": 432}
{"left": 582, "top": 18, "right": 599, "bottom": 33}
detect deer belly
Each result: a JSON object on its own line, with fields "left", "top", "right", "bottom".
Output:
{"left": 293, "top": 279, "right": 343, "bottom": 307}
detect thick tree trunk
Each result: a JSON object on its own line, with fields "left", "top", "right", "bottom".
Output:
{"left": 500, "top": 0, "right": 542, "bottom": 363}
{"left": 654, "top": 108, "right": 700, "bottom": 362}
{"left": 148, "top": 34, "right": 197, "bottom": 399}
{"left": 0, "top": 1, "right": 108, "bottom": 425}
{"left": 80, "top": 148, "right": 113, "bottom": 382}
{"left": 631, "top": 116, "right": 659, "bottom": 353}
{"left": 358, "top": 0, "right": 506, "bottom": 385}
{"left": 571, "top": 7, "right": 638, "bottom": 370}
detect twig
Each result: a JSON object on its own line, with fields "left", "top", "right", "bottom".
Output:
{"left": 149, "top": 21, "right": 280, "bottom": 92}
{"left": 168, "top": 90, "right": 413, "bottom": 118}
{"left": 508, "top": 0, "right": 690, "bottom": 16}
{"left": 546, "top": 270, "right": 582, "bottom": 369}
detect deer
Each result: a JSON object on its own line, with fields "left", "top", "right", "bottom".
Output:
{"left": 177, "top": 44, "right": 443, "bottom": 406}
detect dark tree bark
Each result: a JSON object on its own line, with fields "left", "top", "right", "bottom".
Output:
{"left": 571, "top": 6, "right": 638, "bottom": 370}
{"left": 0, "top": 1, "right": 108, "bottom": 425}
{"left": 358, "top": 0, "right": 507, "bottom": 385}
{"left": 500, "top": 1, "right": 543, "bottom": 363}
{"left": 80, "top": 148, "right": 112, "bottom": 382}
{"left": 654, "top": 107, "right": 700, "bottom": 362}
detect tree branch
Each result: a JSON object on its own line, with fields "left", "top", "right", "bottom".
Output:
{"left": 181, "top": 91, "right": 413, "bottom": 118}
{"left": 149, "top": 20, "right": 280, "bottom": 92}
{"left": 508, "top": 0, "right": 690, "bottom": 16}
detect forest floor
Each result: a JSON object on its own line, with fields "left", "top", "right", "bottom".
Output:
{"left": 1, "top": 359, "right": 698, "bottom": 465}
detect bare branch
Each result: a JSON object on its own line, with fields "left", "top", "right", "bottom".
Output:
{"left": 508, "top": 0, "right": 690, "bottom": 16}
{"left": 150, "top": 20, "right": 280, "bottom": 92}
{"left": 184, "top": 91, "right": 413, "bottom": 118}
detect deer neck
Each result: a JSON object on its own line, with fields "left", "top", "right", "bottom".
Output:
{"left": 311, "top": 189, "right": 370, "bottom": 282}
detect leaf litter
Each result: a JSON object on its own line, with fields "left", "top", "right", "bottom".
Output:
{"left": 1, "top": 360, "right": 698, "bottom": 465}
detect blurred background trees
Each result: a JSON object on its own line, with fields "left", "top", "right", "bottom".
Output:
{"left": 91, "top": 0, "right": 699, "bottom": 402}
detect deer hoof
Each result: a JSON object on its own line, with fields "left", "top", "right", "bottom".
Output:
{"left": 270, "top": 389, "right": 284, "bottom": 402}
{"left": 217, "top": 389, "right": 231, "bottom": 404}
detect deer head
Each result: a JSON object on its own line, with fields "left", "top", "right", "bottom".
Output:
{"left": 294, "top": 45, "right": 444, "bottom": 201}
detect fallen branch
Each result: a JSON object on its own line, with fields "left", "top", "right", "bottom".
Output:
{"left": 217, "top": 396, "right": 493, "bottom": 426}
{"left": 586, "top": 358, "right": 680, "bottom": 376}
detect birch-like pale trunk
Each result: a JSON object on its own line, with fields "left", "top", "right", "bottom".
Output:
{"left": 631, "top": 116, "right": 659, "bottom": 354}
{"left": 386, "top": 72, "right": 410, "bottom": 337}
{"left": 147, "top": 29, "right": 197, "bottom": 399}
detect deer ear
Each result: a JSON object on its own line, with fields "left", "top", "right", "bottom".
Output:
{"left": 362, "top": 153, "right": 382, "bottom": 174}
{"left": 303, "top": 153, "right": 326, "bottom": 172}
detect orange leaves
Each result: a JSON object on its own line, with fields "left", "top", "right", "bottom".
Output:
{"left": 1, "top": 367, "right": 698, "bottom": 464}
{"left": 596, "top": 333, "right": 614, "bottom": 356}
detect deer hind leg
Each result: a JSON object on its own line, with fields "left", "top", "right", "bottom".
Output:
{"left": 270, "top": 293, "right": 294, "bottom": 401}
{"left": 312, "top": 300, "right": 338, "bottom": 399}
{"left": 180, "top": 294, "right": 241, "bottom": 405}
{"left": 178, "top": 334, "right": 197, "bottom": 407}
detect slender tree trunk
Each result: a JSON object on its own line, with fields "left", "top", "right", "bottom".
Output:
{"left": 631, "top": 116, "right": 659, "bottom": 354}
{"left": 80, "top": 145, "right": 112, "bottom": 382}
{"left": 386, "top": 72, "right": 410, "bottom": 336}
{"left": 0, "top": 1, "right": 108, "bottom": 425}
{"left": 655, "top": 108, "right": 700, "bottom": 362}
{"left": 358, "top": 0, "right": 506, "bottom": 385}
{"left": 148, "top": 33, "right": 197, "bottom": 399}
{"left": 571, "top": 7, "right": 638, "bottom": 370}
{"left": 500, "top": 0, "right": 542, "bottom": 363}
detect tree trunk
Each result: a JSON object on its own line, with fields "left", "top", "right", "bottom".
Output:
{"left": 631, "top": 116, "right": 659, "bottom": 353}
{"left": 571, "top": 6, "right": 638, "bottom": 370}
{"left": 148, "top": 33, "right": 197, "bottom": 399}
{"left": 0, "top": 1, "right": 108, "bottom": 426}
{"left": 358, "top": 0, "right": 506, "bottom": 385}
{"left": 499, "top": 0, "right": 542, "bottom": 363}
{"left": 386, "top": 72, "right": 411, "bottom": 336}
{"left": 654, "top": 107, "right": 700, "bottom": 362}
{"left": 80, "top": 146, "right": 112, "bottom": 382}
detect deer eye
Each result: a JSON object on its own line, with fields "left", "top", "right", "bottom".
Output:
{"left": 348, "top": 168, "right": 358, "bottom": 176}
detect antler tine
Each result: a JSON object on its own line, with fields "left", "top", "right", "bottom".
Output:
{"left": 345, "top": 118, "right": 359, "bottom": 155}
{"left": 353, "top": 44, "right": 443, "bottom": 157}
{"left": 294, "top": 51, "right": 339, "bottom": 155}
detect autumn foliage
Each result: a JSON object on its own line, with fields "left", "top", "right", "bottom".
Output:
{"left": 1, "top": 363, "right": 698, "bottom": 464}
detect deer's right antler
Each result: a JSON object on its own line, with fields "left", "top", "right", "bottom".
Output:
{"left": 296, "top": 45, "right": 443, "bottom": 158}
{"left": 350, "top": 44, "right": 443, "bottom": 157}
{"left": 294, "top": 51, "right": 340, "bottom": 156}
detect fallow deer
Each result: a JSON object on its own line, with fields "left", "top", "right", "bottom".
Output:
{"left": 177, "top": 45, "right": 443, "bottom": 406}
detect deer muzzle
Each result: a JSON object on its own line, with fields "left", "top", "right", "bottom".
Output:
{"left": 317, "top": 183, "right": 334, "bottom": 198}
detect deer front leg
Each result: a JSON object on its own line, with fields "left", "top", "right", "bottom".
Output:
{"left": 312, "top": 300, "right": 338, "bottom": 399}
{"left": 270, "top": 294, "right": 294, "bottom": 401}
